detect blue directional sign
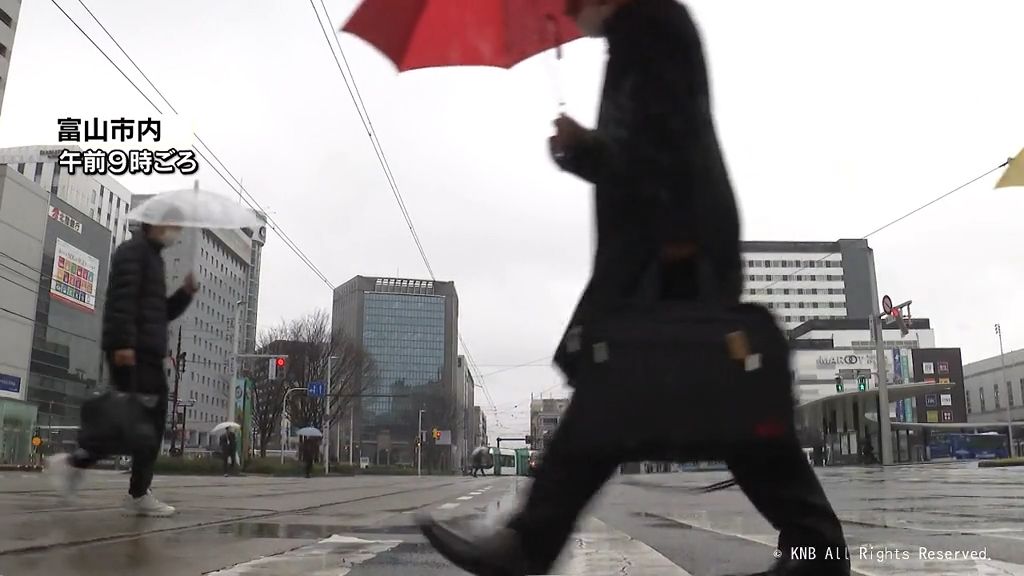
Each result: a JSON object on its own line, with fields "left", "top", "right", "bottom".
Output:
{"left": 307, "top": 381, "right": 326, "bottom": 398}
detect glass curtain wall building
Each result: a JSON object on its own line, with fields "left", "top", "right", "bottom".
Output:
{"left": 333, "top": 276, "right": 458, "bottom": 468}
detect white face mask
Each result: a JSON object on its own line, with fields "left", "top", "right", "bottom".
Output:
{"left": 159, "top": 228, "right": 182, "bottom": 246}
{"left": 575, "top": 3, "right": 615, "bottom": 38}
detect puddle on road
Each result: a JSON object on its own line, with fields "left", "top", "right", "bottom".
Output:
{"left": 216, "top": 521, "right": 427, "bottom": 539}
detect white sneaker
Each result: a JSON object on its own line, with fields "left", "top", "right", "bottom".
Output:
{"left": 46, "top": 454, "right": 84, "bottom": 502}
{"left": 123, "top": 491, "right": 176, "bottom": 517}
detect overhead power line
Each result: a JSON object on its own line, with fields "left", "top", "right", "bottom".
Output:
{"left": 751, "top": 160, "right": 1010, "bottom": 296}
{"left": 52, "top": 0, "right": 335, "bottom": 290}
{"left": 307, "top": 2, "right": 502, "bottom": 422}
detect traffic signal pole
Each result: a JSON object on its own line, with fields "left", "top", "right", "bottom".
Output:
{"left": 871, "top": 313, "right": 893, "bottom": 466}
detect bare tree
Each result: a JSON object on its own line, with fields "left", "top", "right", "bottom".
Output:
{"left": 251, "top": 310, "right": 376, "bottom": 457}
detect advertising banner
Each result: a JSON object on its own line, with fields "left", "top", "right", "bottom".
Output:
{"left": 50, "top": 238, "right": 99, "bottom": 312}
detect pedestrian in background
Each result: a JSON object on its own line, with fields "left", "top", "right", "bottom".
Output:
{"left": 220, "top": 429, "right": 238, "bottom": 476}
{"left": 47, "top": 218, "right": 197, "bottom": 517}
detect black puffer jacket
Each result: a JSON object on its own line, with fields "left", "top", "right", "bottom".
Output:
{"left": 101, "top": 234, "right": 192, "bottom": 363}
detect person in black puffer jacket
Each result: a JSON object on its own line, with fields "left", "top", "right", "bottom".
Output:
{"left": 49, "top": 219, "right": 198, "bottom": 517}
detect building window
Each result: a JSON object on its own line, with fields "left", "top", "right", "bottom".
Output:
{"left": 15, "top": 162, "right": 24, "bottom": 173}
{"left": 1009, "top": 381, "right": 1015, "bottom": 407}
{"left": 50, "top": 164, "right": 61, "bottom": 195}
{"left": 33, "top": 163, "right": 43, "bottom": 184}
{"left": 0, "top": 8, "right": 12, "bottom": 28}
{"left": 994, "top": 384, "right": 1001, "bottom": 410}
{"left": 0, "top": 42, "right": 7, "bottom": 58}
{"left": 966, "top": 389, "right": 972, "bottom": 413}
{"left": 980, "top": 388, "right": 986, "bottom": 412}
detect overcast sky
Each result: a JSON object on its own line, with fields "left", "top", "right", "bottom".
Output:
{"left": 2, "top": 0, "right": 1023, "bottom": 437}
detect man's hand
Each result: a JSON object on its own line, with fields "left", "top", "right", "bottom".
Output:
{"left": 549, "top": 115, "right": 590, "bottom": 162}
{"left": 183, "top": 272, "right": 200, "bottom": 295}
{"left": 113, "top": 349, "right": 136, "bottom": 367}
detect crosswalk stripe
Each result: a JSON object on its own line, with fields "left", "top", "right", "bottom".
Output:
{"left": 457, "top": 496, "right": 473, "bottom": 500}
{"left": 438, "top": 502, "right": 460, "bottom": 510}
{"left": 204, "top": 535, "right": 401, "bottom": 575}
{"left": 662, "top": 513, "right": 1024, "bottom": 576}
{"left": 553, "top": 517, "right": 693, "bottom": 575}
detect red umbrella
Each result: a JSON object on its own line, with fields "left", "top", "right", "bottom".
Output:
{"left": 340, "top": 0, "right": 582, "bottom": 72}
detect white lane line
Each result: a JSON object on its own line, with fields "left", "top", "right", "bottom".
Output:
{"left": 554, "top": 517, "right": 692, "bottom": 575}
{"left": 205, "top": 534, "right": 401, "bottom": 575}
{"left": 438, "top": 503, "right": 460, "bottom": 510}
{"left": 663, "top": 513, "right": 1024, "bottom": 576}
{"left": 457, "top": 496, "right": 473, "bottom": 501}
{"left": 470, "top": 491, "right": 483, "bottom": 496}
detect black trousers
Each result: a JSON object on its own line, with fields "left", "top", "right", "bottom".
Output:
{"left": 71, "top": 360, "right": 168, "bottom": 498}
{"left": 506, "top": 391, "right": 848, "bottom": 573}
{"left": 507, "top": 261, "right": 847, "bottom": 573}
{"left": 304, "top": 458, "right": 314, "bottom": 478}
{"left": 223, "top": 451, "right": 237, "bottom": 473}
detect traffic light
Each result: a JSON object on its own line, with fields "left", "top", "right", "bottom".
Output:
{"left": 857, "top": 375, "right": 868, "bottom": 391}
{"left": 268, "top": 356, "right": 286, "bottom": 379}
{"left": 432, "top": 428, "right": 441, "bottom": 441}
{"left": 835, "top": 376, "right": 844, "bottom": 392}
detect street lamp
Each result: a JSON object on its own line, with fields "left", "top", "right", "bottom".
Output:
{"left": 325, "top": 355, "right": 338, "bottom": 475}
{"left": 281, "top": 386, "right": 307, "bottom": 464}
{"left": 996, "top": 323, "right": 1014, "bottom": 457}
{"left": 418, "top": 409, "right": 426, "bottom": 477}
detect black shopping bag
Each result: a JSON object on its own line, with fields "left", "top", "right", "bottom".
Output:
{"left": 77, "top": 365, "right": 159, "bottom": 456}
{"left": 558, "top": 302, "right": 796, "bottom": 459}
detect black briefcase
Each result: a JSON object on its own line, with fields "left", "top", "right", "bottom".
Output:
{"left": 77, "top": 371, "right": 160, "bottom": 457}
{"left": 556, "top": 302, "right": 796, "bottom": 457}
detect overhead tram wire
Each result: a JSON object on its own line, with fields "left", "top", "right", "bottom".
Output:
{"left": 751, "top": 160, "right": 1010, "bottom": 296}
{"left": 308, "top": 2, "right": 503, "bottom": 419}
{"left": 55, "top": 0, "right": 335, "bottom": 290}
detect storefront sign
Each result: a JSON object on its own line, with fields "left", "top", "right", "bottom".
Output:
{"left": 923, "top": 362, "right": 934, "bottom": 375}
{"left": 48, "top": 206, "right": 82, "bottom": 234}
{"left": 817, "top": 354, "right": 874, "bottom": 367}
{"left": 896, "top": 399, "right": 905, "bottom": 422}
{"left": 50, "top": 238, "right": 99, "bottom": 312}
{"left": 938, "top": 361, "right": 949, "bottom": 374}
{"left": 939, "top": 377, "right": 950, "bottom": 384}
{"left": 927, "top": 410, "right": 939, "bottom": 423}
{"left": 941, "top": 409, "right": 953, "bottom": 422}
{"left": 0, "top": 373, "right": 21, "bottom": 394}
{"left": 925, "top": 394, "right": 938, "bottom": 408}
{"left": 940, "top": 393, "right": 952, "bottom": 407}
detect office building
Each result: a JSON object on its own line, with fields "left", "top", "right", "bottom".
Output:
{"left": 0, "top": 165, "right": 46, "bottom": 464}
{"left": 26, "top": 194, "right": 113, "bottom": 453}
{"left": 740, "top": 239, "right": 878, "bottom": 332}
{"left": 132, "top": 194, "right": 266, "bottom": 449}
{"left": 0, "top": 0, "right": 20, "bottom": 116}
{"left": 332, "top": 276, "right": 460, "bottom": 469}
{"left": 530, "top": 396, "right": 569, "bottom": 451}
{"left": 454, "top": 355, "right": 476, "bottom": 469}
{"left": 965, "top": 349, "right": 1024, "bottom": 436}
{"left": 0, "top": 145, "right": 134, "bottom": 250}
{"left": 474, "top": 406, "right": 488, "bottom": 449}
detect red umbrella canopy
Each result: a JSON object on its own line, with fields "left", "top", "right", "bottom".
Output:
{"left": 341, "top": 0, "right": 583, "bottom": 72}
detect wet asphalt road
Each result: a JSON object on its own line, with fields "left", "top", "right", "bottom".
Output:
{"left": 0, "top": 462, "right": 1023, "bottom": 575}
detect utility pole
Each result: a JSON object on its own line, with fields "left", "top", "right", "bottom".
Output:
{"left": 349, "top": 406, "right": 354, "bottom": 467}
{"left": 169, "top": 326, "right": 184, "bottom": 456}
{"left": 871, "top": 314, "right": 893, "bottom": 466}
{"left": 324, "top": 356, "right": 338, "bottom": 475}
{"left": 418, "top": 409, "right": 426, "bottom": 477}
{"left": 996, "top": 323, "right": 1014, "bottom": 457}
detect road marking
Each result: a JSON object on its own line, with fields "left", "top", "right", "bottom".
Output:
{"left": 470, "top": 491, "right": 483, "bottom": 495}
{"left": 662, "top": 513, "right": 1024, "bottom": 576}
{"left": 457, "top": 496, "right": 473, "bottom": 500}
{"left": 555, "top": 517, "right": 693, "bottom": 575}
{"left": 438, "top": 503, "right": 460, "bottom": 510}
{"left": 205, "top": 534, "right": 401, "bottom": 575}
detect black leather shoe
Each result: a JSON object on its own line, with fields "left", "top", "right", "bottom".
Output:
{"left": 416, "top": 515, "right": 528, "bottom": 576}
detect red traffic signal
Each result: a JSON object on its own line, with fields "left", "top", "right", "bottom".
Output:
{"left": 275, "top": 357, "right": 285, "bottom": 367}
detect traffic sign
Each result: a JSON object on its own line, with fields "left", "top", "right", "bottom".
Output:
{"left": 307, "top": 381, "right": 326, "bottom": 398}
{"left": 31, "top": 436, "right": 41, "bottom": 447}
{"left": 882, "top": 295, "right": 893, "bottom": 314}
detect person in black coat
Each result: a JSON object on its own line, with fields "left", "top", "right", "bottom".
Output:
{"left": 48, "top": 220, "right": 197, "bottom": 517}
{"left": 418, "top": 1, "right": 849, "bottom": 575}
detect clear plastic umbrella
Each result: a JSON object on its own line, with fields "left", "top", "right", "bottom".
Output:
{"left": 211, "top": 421, "right": 241, "bottom": 435}
{"left": 127, "top": 180, "right": 264, "bottom": 229}
{"left": 297, "top": 427, "right": 323, "bottom": 438}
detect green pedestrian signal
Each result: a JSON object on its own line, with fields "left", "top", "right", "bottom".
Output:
{"left": 857, "top": 376, "right": 868, "bottom": 391}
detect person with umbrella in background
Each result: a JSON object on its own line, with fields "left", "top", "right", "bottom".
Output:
{"left": 47, "top": 209, "right": 197, "bottom": 517}
{"left": 409, "top": 0, "right": 850, "bottom": 574}
{"left": 220, "top": 428, "right": 238, "bottom": 476}
{"left": 297, "top": 427, "right": 323, "bottom": 478}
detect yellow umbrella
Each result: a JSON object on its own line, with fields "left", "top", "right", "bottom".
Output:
{"left": 996, "top": 148, "right": 1024, "bottom": 188}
